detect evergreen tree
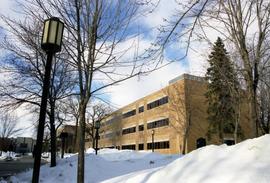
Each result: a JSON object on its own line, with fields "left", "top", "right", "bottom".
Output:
{"left": 205, "top": 37, "right": 240, "bottom": 143}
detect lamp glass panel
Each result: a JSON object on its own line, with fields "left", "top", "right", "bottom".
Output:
{"left": 42, "top": 21, "right": 49, "bottom": 44}
{"left": 56, "top": 22, "right": 63, "bottom": 46}
{"left": 48, "top": 21, "right": 58, "bottom": 44}
{"left": 96, "top": 121, "right": 100, "bottom": 128}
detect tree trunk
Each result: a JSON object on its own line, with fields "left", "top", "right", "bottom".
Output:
{"left": 77, "top": 101, "right": 87, "bottom": 183}
{"left": 92, "top": 126, "right": 95, "bottom": 149}
{"left": 219, "top": 119, "right": 224, "bottom": 144}
{"left": 182, "top": 134, "right": 187, "bottom": 155}
{"left": 73, "top": 117, "right": 79, "bottom": 152}
{"left": 182, "top": 123, "right": 189, "bottom": 154}
{"left": 251, "top": 90, "right": 259, "bottom": 137}
{"left": 234, "top": 103, "right": 240, "bottom": 144}
{"left": 49, "top": 104, "right": 57, "bottom": 167}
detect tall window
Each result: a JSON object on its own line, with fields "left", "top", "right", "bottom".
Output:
{"left": 147, "top": 118, "right": 169, "bottom": 129}
{"left": 138, "top": 124, "right": 144, "bottom": 131}
{"left": 139, "top": 106, "right": 144, "bottom": 113}
{"left": 223, "top": 139, "right": 235, "bottom": 146}
{"left": 147, "top": 96, "right": 168, "bottom": 110}
{"left": 196, "top": 138, "right": 206, "bottom": 148}
{"left": 138, "top": 143, "right": 144, "bottom": 150}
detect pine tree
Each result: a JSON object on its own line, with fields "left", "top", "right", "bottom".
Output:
{"left": 205, "top": 37, "right": 240, "bottom": 143}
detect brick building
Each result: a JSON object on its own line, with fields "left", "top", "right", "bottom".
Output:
{"left": 98, "top": 74, "right": 253, "bottom": 154}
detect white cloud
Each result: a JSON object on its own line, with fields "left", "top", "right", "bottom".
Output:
{"left": 108, "top": 60, "right": 188, "bottom": 108}
{"left": 0, "top": 0, "right": 35, "bottom": 137}
{"left": 0, "top": 0, "right": 22, "bottom": 27}
{"left": 137, "top": 0, "right": 179, "bottom": 38}
{"left": 0, "top": 0, "right": 226, "bottom": 137}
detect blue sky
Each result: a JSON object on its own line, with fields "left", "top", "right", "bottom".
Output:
{"left": 0, "top": 0, "right": 210, "bottom": 137}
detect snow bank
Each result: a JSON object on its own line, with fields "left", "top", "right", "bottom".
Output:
{"left": 4, "top": 135, "right": 270, "bottom": 183}
{"left": 0, "top": 152, "right": 19, "bottom": 160}
{"left": 97, "top": 149, "right": 165, "bottom": 162}
{"left": 108, "top": 135, "right": 270, "bottom": 183}
{"left": 5, "top": 148, "right": 178, "bottom": 183}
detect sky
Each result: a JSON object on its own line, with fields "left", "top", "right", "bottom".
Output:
{"left": 0, "top": 0, "right": 214, "bottom": 137}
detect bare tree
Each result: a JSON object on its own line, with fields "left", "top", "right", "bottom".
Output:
{"left": 20, "top": 1, "right": 164, "bottom": 182}
{"left": 0, "top": 16, "right": 76, "bottom": 167}
{"left": 258, "top": 66, "right": 270, "bottom": 134}
{"left": 155, "top": 0, "right": 270, "bottom": 137}
{"left": 61, "top": 97, "right": 80, "bottom": 152}
{"left": 0, "top": 113, "right": 22, "bottom": 138}
{"left": 0, "top": 112, "right": 22, "bottom": 155}
{"left": 109, "top": 112, "right": 122, "bottom": 148}
{"left": 86, "top": 103, "right": 112, "bottom": 149}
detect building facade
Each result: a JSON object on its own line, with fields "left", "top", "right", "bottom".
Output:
{"left": 98, "top": 74, "right": 253, "bottom": 154}
{"left": 14, "top": 137, "right": 36, "bottom": 154}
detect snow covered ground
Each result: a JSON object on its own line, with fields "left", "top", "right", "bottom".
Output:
{"left": 2, "top": 135, "right": 270, "bottom": 183}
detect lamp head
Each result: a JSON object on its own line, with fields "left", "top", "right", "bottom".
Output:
{"left": 41, "top": 17, "right": 64, "bottom": 53}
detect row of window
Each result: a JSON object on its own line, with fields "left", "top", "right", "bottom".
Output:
{"left": 120, "top": 141, "right": 170, "bottom": 150}
{"left": 122, "top": 144, "right": 136, "bottom": 150}
{"left": 147, "top": 118, "right": 169, "bottom": 129}
{"left": 147, "top": 141, "right": 170, "bottom": 149}
{"left": 122, "top": 126, "right": 136, "bottom": 135}
{"left": 104, "top": 132, "right": 114, "bottom": 139}
{"left": 121, "top": 118, "right": 169, "bottom": 136}
{"left": 121, "top": 96, "right": 168, "bottom": 119}
{"left": 101, "top": 117, "right": 169, "bottom": 139}
{"left": 147, "top": 96, "right": 168, "bottom": 110}
{"left": 104, "top": 118, "right": 115, "bottom": 126}
{"left": 123, "top": 109, "right": 136, "bottom": 118}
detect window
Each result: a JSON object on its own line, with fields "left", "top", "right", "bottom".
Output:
{"left": 147, "top": 141, "right": 170, "bottom": 150}
{"left": 147, "top": 96, "right": 168, "bottom": 110}
{"left": 139, "top": 106, "right": 144, "bottom": 113}
{"left": 138, "top": 143, "right": 144, "bottom": 150}
{"left": 104, "top": 132, "right": 114, "bottom": 139}
{"left": 147, "top": 118, "right": 169, "bottom": 129}
{"left": 122, "top": 144, "right": 136, "bottom": 150}
{"left": 196, "top": 138, "right": 206, "bottom": 148}
{"left": 224, "top": 139, "right": 235, "bottom": 146}
{"left": 122, "top": 126, "right": 136, "bottom": 135}
{"left": 138, "top": 124, "right": 144, "bottom": 131}
{"left": 104, "top": 146, "right": 115, "bottom": 149}
{"left": 123, "top": 109, "right": 136, "bottom": 118}
{"left": 20, "top": 143, "right": 27, "bottom": 148}
{"left": 104, "top": 116, "right": 119, "bottom": 126}
{"left": 105, "top": 119, "right": 114, "bottom": 125}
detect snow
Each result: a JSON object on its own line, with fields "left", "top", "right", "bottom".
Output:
{"left": 5, "top": 149, "right": 178, "bottom": 183}
{"left": 108, "top": 135, "right": 270, "bottom": 183}
{"left": 0, "top": 152, "right": 20, "bottom": 160}
{"left": 3, "top": 135, "right": 270, "bottom": 183}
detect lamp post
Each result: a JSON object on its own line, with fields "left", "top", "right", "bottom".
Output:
{"left": 60, "top": 132, "right": 68, "bottom": 159}
{"left": 32, "top": 17, "right": 64, "bottom": 183}
{"left": 151, "top": 129, "right": 155, "bottom": 152}
{"left": 95, "top": 121, "right": 101, "bottom": 155}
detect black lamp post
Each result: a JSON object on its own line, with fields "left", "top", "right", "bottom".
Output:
{"left": 32, "top": 17, "right": 64, "bottom": 183}
{"left": 95, "top": 121, "right": 101, "bottom": 155}
{"left": 151, "top": 129, "right": 155, "bottom": 152}
{"left": 59, "top": 132, "right": 68, "bottom": 159}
